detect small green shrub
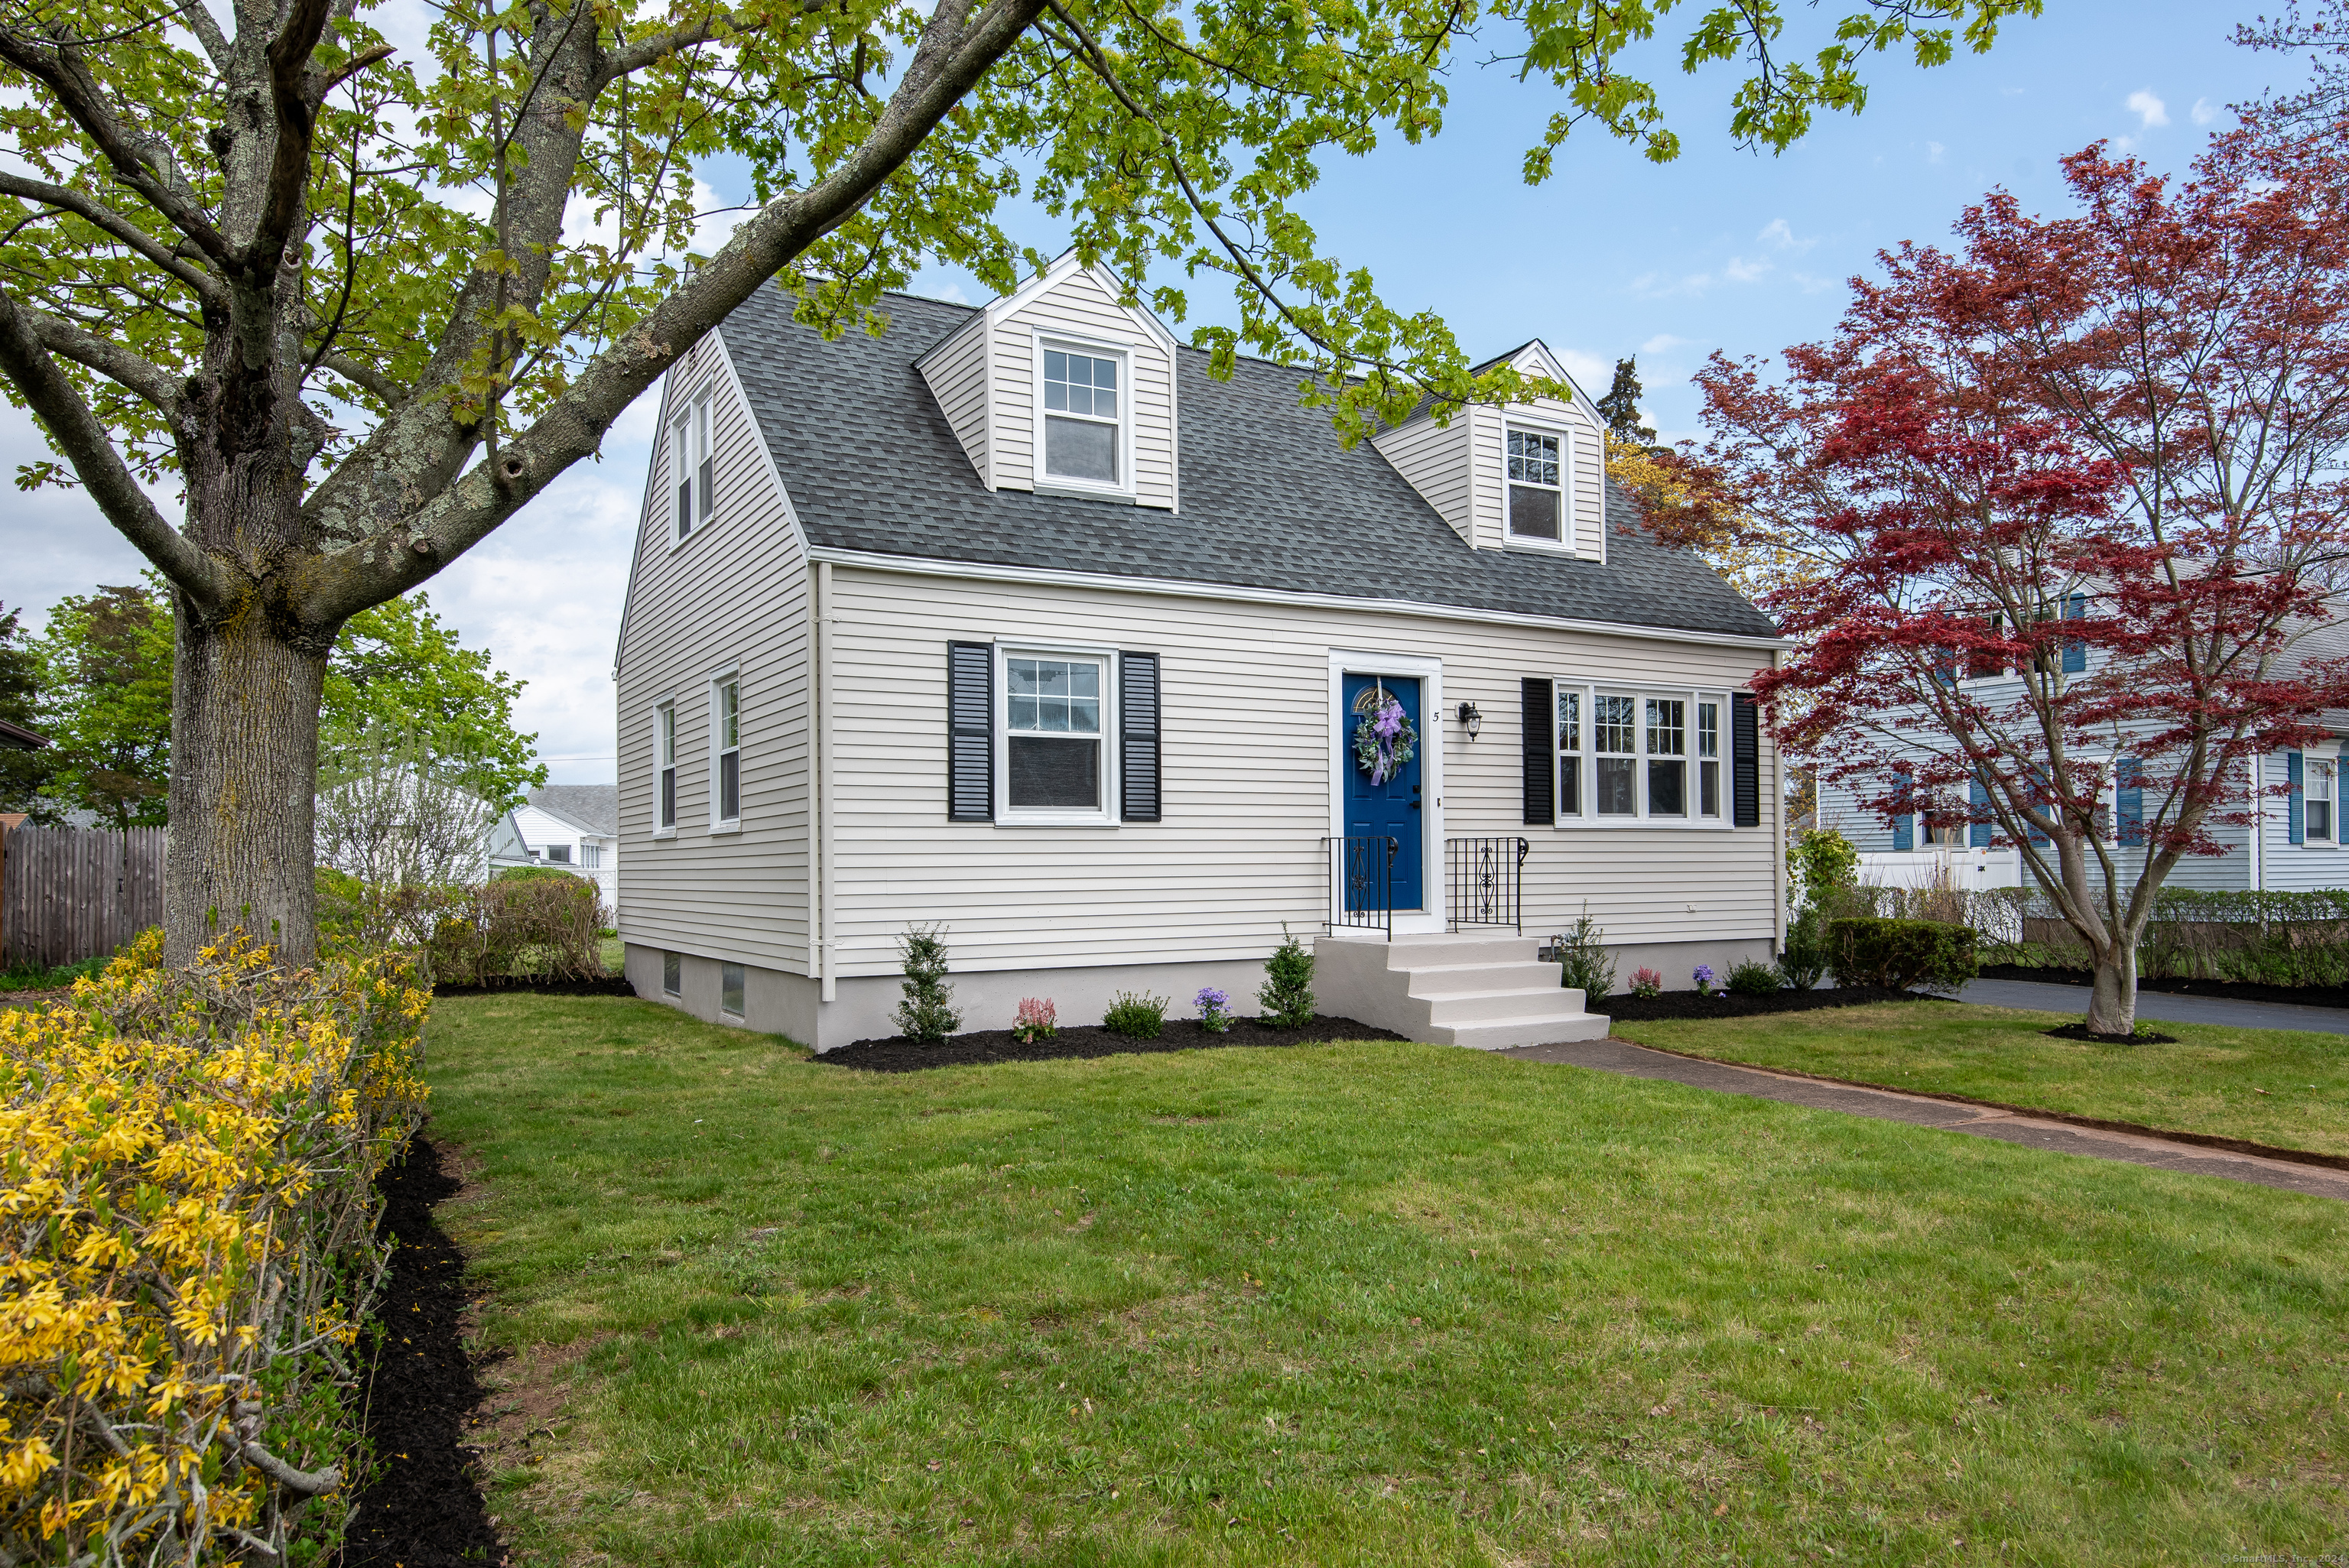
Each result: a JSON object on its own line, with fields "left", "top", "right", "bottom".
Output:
{"left": 1554, "top": 904, "right": 1616, "bottom": 998}
{"left": 1828, "top": 917, "right": 1978, "bottom": 993}
{"left": 1777, "top": 904, "right": 1832, "bottom": 991}
{"left": 1258, "top": 924, "right": 1317, "bottom": 1028}
{"left": 894, "top": 923, "right": 961, "bottom": 1042}
{"left": 1102, "top": 990, "right": 1168, "bottom": 1040}
{"left": 493, "top": 863, "right": 587, "bottom": 884}
{"left": 1725, "top": 959, "right": 1780, "bottom": 995}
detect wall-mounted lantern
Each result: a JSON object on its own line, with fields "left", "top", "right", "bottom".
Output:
{"left": 1457, "top": 701, "right": 1483, "bottom": 740}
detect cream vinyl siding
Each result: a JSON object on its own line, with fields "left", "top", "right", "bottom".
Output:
{"left": 820, "top": 564, "right": 1779, "bottom": 979}
{"left": 1469, "top": 399, "right": 1603, "bottom": 558}
{"left": 990, "top": 267, "right": 1176, "bottom": 507}
{"left": 917, "top": 314, "right": 993, "bottom": 488}
{"left": 1369, "top": 414, "right": 1474, "bottom": 545}
{"left": 615, "top": 333, "right": 814, "bottom": 971}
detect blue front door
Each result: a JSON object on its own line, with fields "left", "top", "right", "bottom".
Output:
{"left": 1342, "top": 674, "right": 1425, "bottom": 911}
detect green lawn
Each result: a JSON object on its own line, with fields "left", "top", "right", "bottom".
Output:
{"left": 424, "top": 995, "right": 2349, "bottom": 1567}
{"left": 1608, "top": 1002, "right": 2349, "bottom": 1158}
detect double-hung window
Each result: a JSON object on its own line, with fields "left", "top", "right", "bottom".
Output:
{"left": 1556, "top": 689, "right": 1582, "bottom": 817}
{"left": 1506, "top": 428, "right": 1564, "bottom": 543}
{"left": 1006, "top": 651, "right": 1108, "bottom": 818}
{"left": 712, "top": 677, "right": 741, "bottom": 828}
{"left": 672, "top": 391, "right": 713, "bottom": 542}
{"left": 1041, "top": 347, "right": 1121, "bottom": 486}
{"left": 2311, "top": 758, "right": 2336, "bottom": 843}
{"left": 655, "top": 703, "right": 677, "bottom": 833}
{"left": 1561, "top": 683, "right": 1735, "bottom": 824}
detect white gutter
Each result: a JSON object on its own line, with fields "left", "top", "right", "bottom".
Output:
{"left": 805, "top": 547, "right": 1794, "bottom": 652}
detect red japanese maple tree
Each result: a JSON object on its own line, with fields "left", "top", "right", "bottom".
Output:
{"left": 1672, "top": 126, "right": 2349, "bottom": 1034}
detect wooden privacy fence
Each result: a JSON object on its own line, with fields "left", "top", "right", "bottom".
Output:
{"left": 0, "top": 825, "right": 165, "bottom": 969}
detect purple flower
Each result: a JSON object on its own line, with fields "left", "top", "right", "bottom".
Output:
{"left": 1194, "top": 986, "right": 1230, "bottom": 1011}
{"left": 1693, "top": 964, "right": 1717, "bottom": 990}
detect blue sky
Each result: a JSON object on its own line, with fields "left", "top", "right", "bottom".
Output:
{"left": 2, "top": 0, "right": 2300, "bottom": 781}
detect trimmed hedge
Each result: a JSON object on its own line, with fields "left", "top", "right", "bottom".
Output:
{"left": 1827, "top": 917, "right": 1980, "bottom": 993}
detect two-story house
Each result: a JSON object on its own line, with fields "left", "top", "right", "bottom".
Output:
{"left": 612, "top": 254, "right": 1790, "bottom": 1050}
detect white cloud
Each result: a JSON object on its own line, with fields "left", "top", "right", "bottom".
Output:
{"left": 1755, "top": 219, "right": 1817, "bottom": 254}
{"left": 1550, "top": 347, "right": 1611, "bottom": 388}
{"left": 1926, "top": 141, "right": 1946, "bottom": 164}
{"left": 1638, "top": 333, "right": 1694, "bottom": 356}
{"left": 2192, "top": 96, "right": 2219, "bottom": 126}
{"left": 2127, "top": 89, "right": 2169, "bottom": 128}
{"left": 1722, "top": 255, "right": 1772, "bottom": 284}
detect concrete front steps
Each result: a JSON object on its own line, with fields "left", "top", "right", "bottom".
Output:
{"left": 1314, "top": 930, "right": 1610, "bottom": 1050}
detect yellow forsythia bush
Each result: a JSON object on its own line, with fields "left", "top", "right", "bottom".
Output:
{"left": 0, "top": 931, "right": 430, "bottom": 1565}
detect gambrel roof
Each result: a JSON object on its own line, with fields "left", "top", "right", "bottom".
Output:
{"left": 718, "top": 287, "right": 1779, "bottom": 641}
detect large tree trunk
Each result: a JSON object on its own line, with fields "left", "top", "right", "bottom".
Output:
{"left": 164, "top": 595, "right": 326, "bottom": 966}
{"left": 2085, "top": 943, "right": 2137, "bottom": 1037}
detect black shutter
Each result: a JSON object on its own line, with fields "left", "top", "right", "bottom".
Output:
{"left": 1521, "top": 677, "right": 1554, "bottom": 826}
{"left": 1732, "top": 693, "right": 1760, "bottom": 828}
{"left": 1119, "top": 652, "right": 1162, "bottom": 822}
{"left": 947, "top": 641, "right": 993, "bottom": 822}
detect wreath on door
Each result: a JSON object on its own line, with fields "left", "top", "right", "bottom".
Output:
{"left": 1351, "top": 683, "right": 1418, "bottom": 784}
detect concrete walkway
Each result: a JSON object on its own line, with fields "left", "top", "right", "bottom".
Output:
{"left": 1958, "top": 976, "right": 2349, "bottom": 1035}
{"left": 1502, "top": 1037, "right": 2349, "bottom": 1202}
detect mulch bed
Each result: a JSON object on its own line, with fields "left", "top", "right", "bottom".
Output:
{"left": 343, "top": 1134, "right": 507, "bottom": 1568}
{"left": 1598, "top": 985, "right": 1941, "bottom": 1022}
{"left": 433, "top": 974, "right": 634, "bottom": 998}
{"left": 2042, "top": 1021, "right": 2182, "bottom": 1045}
{"left": 824, "top": 1014, "right": 1406, "bottom": 1073}
{"left": 1977, "top": 963, "right": 2349, "bottom": 1012}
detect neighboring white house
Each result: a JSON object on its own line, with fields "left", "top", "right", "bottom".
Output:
{"left": 1816, "top": 604, "right": 2349, "bottom": 895}
{"left": 612, "top": 254, "right": 1791, "bottom": 1050}
{"left": 512, "top": 785, "right": 620, "bottom": 913}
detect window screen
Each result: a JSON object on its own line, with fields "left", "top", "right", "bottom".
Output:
{"left": 1007, "top": 655, "right": 1103, "bottom": 810}
{"left": 1507, "top": 430, "right": 1562, "bottom": 541}
{"left": 1044, "top": 350, "right": 1119, "bottom": 483}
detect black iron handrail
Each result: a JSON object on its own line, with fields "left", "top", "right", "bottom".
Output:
{"left": 1323, "top": 834, "right": 1399, "bottom": 941}
{"left": 1446, "top": 836, "right": 1529, "bottom": 933}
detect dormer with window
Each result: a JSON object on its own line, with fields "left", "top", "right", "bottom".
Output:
{"left": 1371, "top": 339, "right": 1607, "bottom": 560}
{"left": 918, "top": 252, "right": 1178, "bottom": 509}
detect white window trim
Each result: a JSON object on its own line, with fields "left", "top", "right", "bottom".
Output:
{"left": 709, "top": 667, "right": 742, "bottom": 834}
{"left": 995, "top": 641, "right": 1121, "bottom": 826}
{"left": 667, "top": 381, "right": 716, "bottom": 553}
{"left": 2308, "top": 750, "right": 2339, "bottom": 847}
{"left": 1032, "top": 334, "right": 1135, "bottom": 502}
{"left": 1503, "top": 419, "right": 1574, "bottom": 554}
{"left": 652, "top": 699, "right": 678, "bottom": 839}
{"left": 1552, "top": 680, "right": 1733, "bottom": 828}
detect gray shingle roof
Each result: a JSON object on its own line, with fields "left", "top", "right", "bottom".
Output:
{"left": 528, "top": 784, "right": 617, "bottom": 836}
{"left": 719, "top": 289, "right": 1779, "bottom": 641}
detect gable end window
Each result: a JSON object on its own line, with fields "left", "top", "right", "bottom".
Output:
{"left": 1042, "top": 347, "right": 1121, "bottom": 485}
{"left": 671, "top": 390, "right": 714, "bottom": 543}
{"left": 655, "top": 702, "right": 677, "bottom": 833}
{"left": 712, "top": 676, "right": 741, "bottom": 828}
{"left": 1506, "top": 428, "right": 1563, "bottom": 543}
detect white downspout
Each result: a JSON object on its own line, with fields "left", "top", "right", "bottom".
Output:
{"left": 816, "top": 561, "right": 838, "bottom": 1003}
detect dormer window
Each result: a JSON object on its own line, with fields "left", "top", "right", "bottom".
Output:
{"left": 1507, "top": 428, "right": 1562, "bottom": 543}
{"left": 1043, "top": 346, "right": 1121, "bottom": 485}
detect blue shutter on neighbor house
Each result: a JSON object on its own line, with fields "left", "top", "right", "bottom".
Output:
{"left": 2061, "top": 593, "right": 2086, "bottom": 674}
{"left": 947, "top": 641, "right": 994, "bottom": 823}
{"left": 2289, "top": 750, "right": 2305, "bottom": 844}
{"left": 1732, "top": 694, "right": 1762, "bottom": 826}
{"left": 1522, "top": 678, "right": 1555, "bottom": 826}
{"left": 1119, "top": 652, "right": 1162, "bottom": 823}
{"left": 1892, "top": 765, "right": 1914, "bottom": 851}
{"left": 2116, "top": 757, "right": 2145, "bottom": 846}
{"left": 1969, "top": 778, "right": 1991, "bottom": 848}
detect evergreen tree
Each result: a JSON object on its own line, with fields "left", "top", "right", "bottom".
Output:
{"left": 1257, "top": 925, "right": 1317, "bottom": 1028}
{"left": 1596, "top": 357, "right": 1657, "bottom": 445}
{"left": 895, "top": 924, "right": 963, "bottom": 1043}
{"left": 28, "top": 583, "right": 174, "bottom": 829}
{"left": 0, "top": 602, "right": 57, "bottom": 819}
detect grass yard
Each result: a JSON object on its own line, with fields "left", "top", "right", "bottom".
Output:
{"left": 1608, "top": 1002, "right": 2349, "bottom": 1158}
{"left": 424, "top": 995, "right": 2349, "bottom": 1566}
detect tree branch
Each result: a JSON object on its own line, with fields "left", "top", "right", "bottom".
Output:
{"left": 237, "top": 1440, "right": 340, "bottom": 1499}
{"left": 20, "top": 300, "right": 181, "bottom": 408}
{"left": 0, "top": 171, "right": 223, "bottom": 304}
{"left": 0, "top": 29, "right": 239, "bottom": 268}
{"left": 592, "top": 8, "right": 763, "bottom": 92}
{"left": 0, "top": 287, "right": 223, "bottom": 609}
{"left": 310, "top": 41, "right": 393, "bottom": 103}
{"left": 250, "top": 0, "right": 340, "bottom": 278}
{"left": 299, "top": 0, "right": 1051, "bottom": 620}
